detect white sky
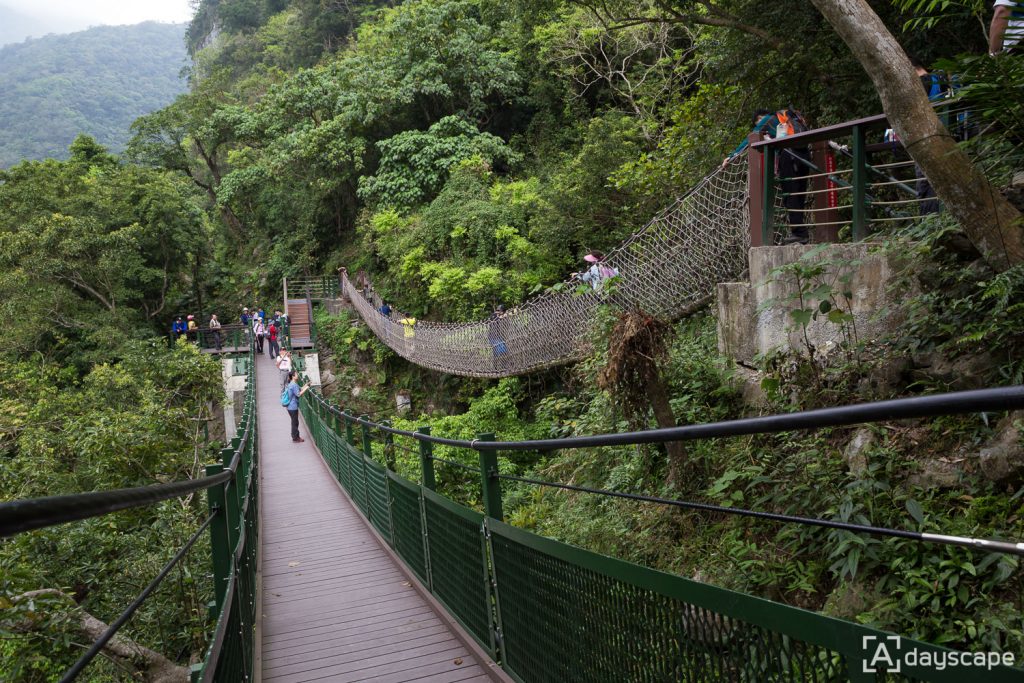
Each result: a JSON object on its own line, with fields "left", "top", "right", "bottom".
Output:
{"left": 6, "top": 0, "right": 193, "bottom": 27}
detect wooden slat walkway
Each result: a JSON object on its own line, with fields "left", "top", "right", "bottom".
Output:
{"left": 255, "top": 353, "right": 497, "bottom": 683}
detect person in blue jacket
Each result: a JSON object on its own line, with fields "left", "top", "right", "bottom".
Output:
{"left": 172, "top": 316, "right": 187, "bottom": 339}
{"left": 283, "top": 369, "right": 310, "bottom": 443}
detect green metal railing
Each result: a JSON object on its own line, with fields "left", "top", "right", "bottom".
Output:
{"left": 0, "top": 348, "right": 258, "bottom": 682}
{"left": 192, "top": 354, "right": 260, "bottom": 683}
{"left": 284, "top": 275, "right": 340, "bottom": 301}
{"left": 299, "top": 386, "right": 1024, "bottom": 682}
{"left": 748, "top": 100, "right": 971, "bottom": 246}
{"left": 169, "top": 324, "right": 250, "bottom": 353}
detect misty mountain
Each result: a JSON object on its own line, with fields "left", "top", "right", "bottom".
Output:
{"left": 0, "top": 21, "right": 188, "bottom": 168}
{"left": 0, "top": 3, "right": 81, "bottom": 47}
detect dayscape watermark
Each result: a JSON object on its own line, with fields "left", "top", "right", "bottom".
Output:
{"left": 862, "top": 635, "right": 1016, "bottom": 673}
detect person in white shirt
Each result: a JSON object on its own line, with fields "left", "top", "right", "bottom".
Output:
{"left": 275, "top": 350, "right": 293, "bottom": 388}
{"left": 990, "top": 0, "right": 1024, "bottom": 54}
{"left": 253, "top": 317, "right": 265, "bottom": 354}
{"left": 208, "top": 314, "right": 222, "bottom": 350}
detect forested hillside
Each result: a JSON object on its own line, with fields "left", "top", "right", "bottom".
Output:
{"left": 2, "top": 0, "right": 1024, "bottom": 678}
{"left": 0, "top": 22, "right": 188, "bottom": 167}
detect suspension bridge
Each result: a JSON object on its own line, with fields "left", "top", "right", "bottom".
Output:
{"left": 2, "top": 105, "right": 1023, "bottom": 681}
{"left": 330, "top": 109, "right": 960, "bottom": 379}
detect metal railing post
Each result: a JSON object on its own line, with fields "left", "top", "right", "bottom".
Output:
{"left": 205, "top": 463, "right": 231, "bottom": 616}
{"left": 361, "top": 415, "right": 373, "bottom": 516}
{"left": 381, "top": 420, "right": 396, "bottom": 471}
{"left": 360, "top": 415, "right": 373, "bottom": 458}
{"left": 747, "top": 132, "right": 766, "bottom": 247}
{"left": 220, "top": 447, "right": 241, "bottom": 553}
{"left": 761, "top": 143, "right": 777, "bottom": 246}
{"left": 476, "top": 433, "right": 503, "bottom": 522}
{"left": 851, "top": 124, "right": 868, "bottom": 241}
{"left": 810, "top": 139, "right": 840, "bottom": 243}
{"left": 417, "top": 427, "right": 436, "bottom": 490}
{"left": 344, "top": 410, "right": 355, "bottom": 446}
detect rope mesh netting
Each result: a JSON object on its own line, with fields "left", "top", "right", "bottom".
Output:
{"left": 343, "top": 162, "right": 750, "bottom": 378}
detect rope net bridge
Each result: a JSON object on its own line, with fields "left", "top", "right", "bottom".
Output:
{"left": 343, "top": 162, "right": 750, "bottom": 378}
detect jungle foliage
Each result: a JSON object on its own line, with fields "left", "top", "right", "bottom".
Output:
{"left": 0, "top": 22, "right": 188, "bottom": 168}
{"left": 2, "top": 0, "right": 1024, "bottom": 677}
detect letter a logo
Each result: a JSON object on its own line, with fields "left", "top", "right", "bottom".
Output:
{"left": 863, "top": 635, "right": 901, "bottom": 673}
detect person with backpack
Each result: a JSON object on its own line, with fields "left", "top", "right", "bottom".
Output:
{"left": 487, "top": 305, "right": 510, "bottom": 371}
{"left": 186, "top": 314, "right": 198, "bottom": 342}
{"left": 724, "top": 108, "right": 812, "bottom": 244}
{"left": 267, "top": 321, "right": 280, "bottom": 358}
{"left": 282, "top": 369, "right": 310, "bottom": 443}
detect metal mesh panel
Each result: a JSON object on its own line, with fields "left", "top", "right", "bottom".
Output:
{"left": 335, "top": 432, "right": 353, "bottom": 494}
{"left": 423, "top": 490, "right": 492, "bottom": 655}
{"left": 343, "top": 443, "right": 369, "bottom": 514}
{"left": 325, "top": 429, "right": 341, "bottom": 480}
{"left": 489, "top": 526, "right": 849, "bottom": 683}
{"left": 364, "top": 457, "right": 393, "bottom": 544}
{"left": 388, "top": 473, "right": 428, "bottom": 584}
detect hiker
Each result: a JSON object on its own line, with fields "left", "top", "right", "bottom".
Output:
{"left": 379, "top": 302, "right": 392, "bottom": 318}
{"left": 253, "top": 316, "right": 266, "bottom": 354}
{"left": 209, "top": 314, "right": 222, "bottom": 350}
{"left": 240, "top": 307, "right": 250, "bottom": 327}
{"left": 399, "top": 315, "right": 417, "bottom": 355}
{"left": 990, "top": 0, "right": 1024, "bottom": 54}
{"left": 910, "top": 56, "right": 948, "bottom": 215}
{"left": 488, "top": 305, "right": 509, "bottom": 372}
{"left": 579, "top": 251, "right": 619, "bottom": 292}
{"left": 172, "top": 316, "right": 187, "bottom": 340}
{"left": 186, "top": 314, "right": 198, "bottom": 342}
{"left": 283, "top": 369, "right": 310, "bottom": 443}
{"left": 267, "top": 320, "right": 280, "bottom": 358}
{"left": 724, "top": 108, "right": 812, "bottom": 244}
{"left": 275, "top": 349, "right": 293, "bottom": 388}
{"left": 257, "top": 307, "right": 266, "bottom": 322}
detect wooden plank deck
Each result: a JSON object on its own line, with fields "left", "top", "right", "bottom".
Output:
{"left": 255, "top": 353, "right": 499, "bottom": 683}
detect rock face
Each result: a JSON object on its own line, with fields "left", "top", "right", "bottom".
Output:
{"left": 843, "top": 428, "right": 874, "bottom": 475}
{"left": 717, "top": 244, "right": 909, "bottom": 365}
{"left": 977, "top": 411, "right": 1024, "bottom": 482}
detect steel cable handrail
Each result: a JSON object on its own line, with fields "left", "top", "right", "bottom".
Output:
{"left": 324, "top": 385, "right": 1024, "bottom": 451}
{"left": 310, "top": 384, "right": 1024, "bottom": 557}
{"left": 0, "top": 440, "right": 243, "bottom": 537}
{"left": 493, "top": 473, "right": 1024, "bottom": 556}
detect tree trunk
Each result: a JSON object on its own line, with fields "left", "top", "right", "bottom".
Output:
{"left": 644, "top": 366, "right": 688, "bottom": 486}
{"left": 12, "top": 590, "right": 188, "bottom": 682}
{"left": 810, "top": 0, "right": 1024, "bottom": 271}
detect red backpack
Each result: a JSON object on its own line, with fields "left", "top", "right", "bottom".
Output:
{"left": 269, "top": 325, "right": 278, "bottom": 341}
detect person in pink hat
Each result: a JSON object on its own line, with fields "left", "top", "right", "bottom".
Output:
{"left": 580, "top": 250, "right": 618, "bottom": 292}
